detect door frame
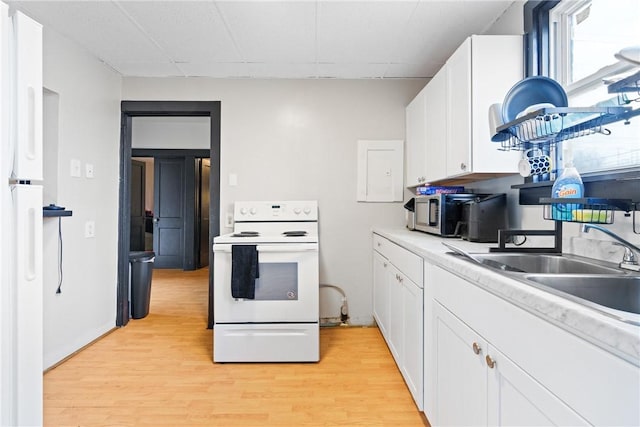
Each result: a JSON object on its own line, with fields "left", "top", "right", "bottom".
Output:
{"left": 117, "top": 101, "right": 221, "bottom": 328}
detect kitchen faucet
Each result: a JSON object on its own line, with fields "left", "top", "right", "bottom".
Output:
{"left": 581, "top": 224, "right": 640, "bottom": 272}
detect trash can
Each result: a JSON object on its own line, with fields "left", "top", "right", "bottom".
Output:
{"left": 129, "top": 251, "right": 155, "bottom": 319}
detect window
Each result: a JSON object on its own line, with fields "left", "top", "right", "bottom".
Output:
{"left": 547, "top": 0, "right": 640, "bottom": 174}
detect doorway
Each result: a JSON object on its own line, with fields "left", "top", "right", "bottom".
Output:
{"left": 118, "top": 101, "right": 221, "bottom": 328}
{"left": 130, "top": 153, "right": 211, "bottom": 269}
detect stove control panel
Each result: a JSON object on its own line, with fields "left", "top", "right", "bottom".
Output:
{"left": 234, "top": 201, "right": 318, "bottom": 222}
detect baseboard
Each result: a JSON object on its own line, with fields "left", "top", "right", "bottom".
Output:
{"left": 44, "top": 322, "right": 116, "bottom": 372}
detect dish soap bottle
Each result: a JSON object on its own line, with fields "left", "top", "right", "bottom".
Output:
{"left": 551, "top": 144, "right": 583, "bottom": 220}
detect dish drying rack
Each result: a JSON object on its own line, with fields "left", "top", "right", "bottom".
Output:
{"left": 540, "top": 197, "right": 637, "bottom": 226}
{"left": 495, "top": 106, "right": 636, "bottom": 151}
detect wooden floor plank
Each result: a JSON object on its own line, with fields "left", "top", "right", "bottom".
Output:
{"left": 44, "top": 268, "right": 428, "bottom": 426}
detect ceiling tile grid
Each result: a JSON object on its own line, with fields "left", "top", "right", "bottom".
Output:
{"left": 7, "top": 0, "right": 516, "bottom": 79}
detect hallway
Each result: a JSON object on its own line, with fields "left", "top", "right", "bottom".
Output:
{"left": 44, "top": 268, "right": 427, "bottom": 426}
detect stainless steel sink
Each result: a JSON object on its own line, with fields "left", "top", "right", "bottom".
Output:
{"left": 522, "top": 274, "right": 640, "bottom": 322}
{"left": 469, "top": 253, "right": 624, "bottom": 275}
{"left": 444, "top": 246, "right": 640, "bottom": 323}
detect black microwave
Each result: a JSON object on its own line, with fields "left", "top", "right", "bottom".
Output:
{"left": 414, "top": 194, "right": 478, "bottom": 236}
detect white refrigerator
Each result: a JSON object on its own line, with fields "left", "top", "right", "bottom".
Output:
{"left": 1, "top": 3, "right": 44, "bottom": 426}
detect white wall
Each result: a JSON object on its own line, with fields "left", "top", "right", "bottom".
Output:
{"left": 42, "top": 29, "right": 122, "bottom": 368}
{"left": 485, "top": 0, "right": 525, "bottom": 35}
{"left": 132, "top": 116, "right": 209, "bottom": 149}
{"left": 122, "top": 78, "right": 425, "bottom": 324}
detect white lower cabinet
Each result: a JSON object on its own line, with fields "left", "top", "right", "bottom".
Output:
{"left": 430, "top": 265, "right": 640, "bottom": 426}
{"left": 372, "top": 233, "right": 423, "bottom": 409}
{"left": 372, "top": 251, "right": 389, "bottom": 338}
{"left": 434, "top": 303, "right": 587, "bottom": 426}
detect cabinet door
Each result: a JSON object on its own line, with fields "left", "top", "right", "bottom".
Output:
{"left": 405, "top": 87, "right": 427, "bottom": 187}
{"left": 423, "top": 262, "right": 436, "bottom": 418}
{"left": 402, "top": 278, "right": 423, "bottom": 410}
{"left": 372, "top": 250, "right": 389, "bottom": 338}
{"left": 434, "top": 302, "right": 487, "bottom": 426}
{"left": 424, "top": 69, "right": 447, "bottom": 183}
{"left": 446, "top": 37, "right": 472, "bottom": 177}
{"left": 487, "top": 345, "right": 589, "bottom": 427}
{"left": 469, "top": 36, "right": 522, "bottom": 174}
{"left": 387, "top": 264, "right": 403, "bottom": 362}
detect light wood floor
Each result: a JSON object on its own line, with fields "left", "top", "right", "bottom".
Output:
{"left": 44, "top": 268, "right": 429, "bottom": 427}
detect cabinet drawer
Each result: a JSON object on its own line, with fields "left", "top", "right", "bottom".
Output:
{"left": 372, "top": 233, "right": 390, "bottom": 256}
{"left": 373, "top": 234, "right": 422, "bottom": 286}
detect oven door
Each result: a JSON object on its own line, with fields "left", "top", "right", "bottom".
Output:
{"left": 213, "top": 243, "right": 319, "bottom": 323}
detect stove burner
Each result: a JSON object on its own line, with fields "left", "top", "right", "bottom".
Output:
{"left": 283, "top": 231, "right": 307, "bottom": 237}
{"left": 231, "top": 231, "right": 260, "bottom": 237}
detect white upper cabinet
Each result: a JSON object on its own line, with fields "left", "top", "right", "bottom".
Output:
{"left": 445, "top": 35, "right": 523, "bottom": 179}
{"left": 424, "top": 69, "right": 447, "bottom": 183}
{"left": 405, "top": 87, "right": 428, "bottom": 187}
{"left": 405, "top": 35, "right": 523, "bottom": 186}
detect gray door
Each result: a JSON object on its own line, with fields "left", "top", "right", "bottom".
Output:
{"left": 153, "top": 158, "right": 185, "bottom": 268}
{"left": 197, "top": 159, "right": 210, "bottom": 268}
{"left": 130, "top": 159, "right": 146, "bottom": 251}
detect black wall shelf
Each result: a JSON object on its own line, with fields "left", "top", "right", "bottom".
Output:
{"left": 43, "top": 209, "right": 72, "bottom": 218}
{"left": 514, "top": 169, "right": 640, "bottom": 207}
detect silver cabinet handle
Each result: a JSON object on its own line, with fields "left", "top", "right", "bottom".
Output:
{"left": 486, "top": 355, "right": 496, "bottom": 369}
{"left": 472, "top": 342, "right": 482, "bottom": 355}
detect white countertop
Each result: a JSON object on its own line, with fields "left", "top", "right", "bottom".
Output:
{"left": 373, "top": 227, "right": 640, "bottom": 366}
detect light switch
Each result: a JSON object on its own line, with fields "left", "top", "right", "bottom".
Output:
{"left": 85, "top": 221, "right": 95, "bottom": 238}
{"left": 85, "top": 163, "right": 94, "bottom": 178}
{"left": 228, "top": 173, "right": 238, "bottom": 186}
{"left": 70, "top": 159, "right": 81, "bottom": 177}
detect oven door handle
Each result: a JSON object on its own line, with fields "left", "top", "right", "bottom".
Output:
{"left": 257, "top": 244, "right": 318, "bottom": 253}
{"left": 213, "top": 244, "right": 318, "bottom": 253}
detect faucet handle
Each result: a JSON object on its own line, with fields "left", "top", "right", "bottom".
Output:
{"left": 612, "top": 242, "right": 638, "bottom": 264}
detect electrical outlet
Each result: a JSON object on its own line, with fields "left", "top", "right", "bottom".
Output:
{"left": 85, "top": 163, "right": 94, "bottom": 178}
{"left": 85, "top": 221, "right": 95, "bottom": 238}
{"left": 225, "top": 213, "right": 234, "bottom": 228}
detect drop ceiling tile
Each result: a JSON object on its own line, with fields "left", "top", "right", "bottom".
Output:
{"left": 117, "top": 1, "right": 241, "bottom": 63}
{"left": 316, "top": 63, "right": 389, "bottom": 79}
{"left": 10, "top": 1, "right": 168, "bottom": 63}
{"left": 246, "top": 62, "right": 319, "bottom": 79}
{"left": 177, "top": 62, "right": 250, "bottom": 78}
{"left": 383, "top": 62, "right": 442, "bottom": 79}
{"left": 392, "top": 1, "right": 514, "bottom": 64}
{"left": 317, "top": 1, "right": 418, "bottom": 63}
{"left": 110, "top": 61, "right": 185, "bottom": 77}
{"left": 216, "top": 1, "right": 316, "bottom": 63}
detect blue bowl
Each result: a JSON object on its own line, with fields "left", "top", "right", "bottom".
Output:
{"left": 502, "top": 76, "right": 568, "bottom": 124}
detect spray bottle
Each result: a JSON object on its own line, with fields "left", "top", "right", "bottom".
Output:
{"left": 551, "top": 142, "right": 584, "bottom": 220}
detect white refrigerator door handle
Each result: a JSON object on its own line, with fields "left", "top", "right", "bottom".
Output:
{"left": 257, "top": 244, "right": 318, "bottom": 253}
{"left": 13, "top": 185, "right": 42, "bottom": 282}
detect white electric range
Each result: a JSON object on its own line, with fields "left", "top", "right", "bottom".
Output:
{"left": 212, "top": 201, "right": 319, "bottom": 362}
